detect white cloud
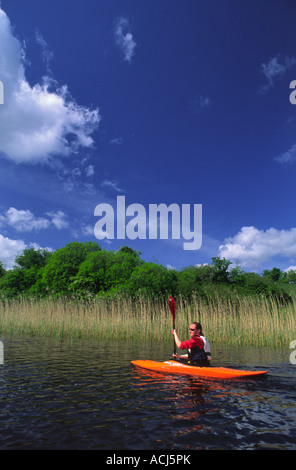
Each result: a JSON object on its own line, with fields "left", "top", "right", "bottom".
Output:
{"left": 260, "top": 55, "right": 296, "bottom": 93}
{"left": 0, "top": 234, "right": 26, "bottom": 269}
{"left": 114, "top": 17, "right": 136, "bottom": 64}
{"left": 110, "top": 137, "right": 123, "bottom": 145}
{"left": 193, "top": 95, "right": 211, "bottom": 113}
{"left": 219, "top": 226, "right": 296, "bottom": 268}
{"left": 1, "top": 207, "right": 68, "bottom": 232}
{"left": 284, "top": 266, "right": 296, "bottom": 273}
{"left": 35, "top": 29, "right": 54, "bottom": 75}
{"left": 46, "top": 210, "right": 68, "bottom": 230}
{"left": 166, "top": 264, "right": 176, "bottom": 271}
{"left": 81, "top": 224, "right": 94, "bottom": 236}
{"left": 0, "top": 7, "right": 100, "bottom": 164}
{"left": 102, "top": 179, "right": 123, "bottom": 192}
{"left": 5, "top": 207, "right": 50, "bottom": 232}
{"left": 0, "top": 233, "right": 53, "bottom": 269}
{"left": 85, "top": 164, "right": 95, "bottom": 177}
{"left": 275, "top": 143, "right": 296, "bottom": 164}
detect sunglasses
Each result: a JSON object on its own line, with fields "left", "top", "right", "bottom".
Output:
{"left": 189, "top": 328, "right": 196, "bottom": 331}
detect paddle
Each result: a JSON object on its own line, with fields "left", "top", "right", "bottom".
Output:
{"left": 168, "top": 296, "right": 176, "bottom": 355}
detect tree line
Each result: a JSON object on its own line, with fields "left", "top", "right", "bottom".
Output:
{"left": 0, "top": 241, "right": 293, "bottom": 303}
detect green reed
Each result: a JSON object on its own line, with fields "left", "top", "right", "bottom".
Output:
{"left": 0, "top": 294, "right": 295, "bottom": 347}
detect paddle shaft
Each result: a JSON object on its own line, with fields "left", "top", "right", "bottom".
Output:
{"left": 173, "top": 318, "right": 176, "bottom": 355}
{"left": 168, "top": 297, "right": 176, "bottom": 355}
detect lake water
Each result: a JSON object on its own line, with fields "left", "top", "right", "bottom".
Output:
{"left": 0, "top": 335, "right": 295, "bottom": 451}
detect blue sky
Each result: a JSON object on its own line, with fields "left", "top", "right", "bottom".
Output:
{"left": 1, "top": 0, "right": 296, "bottom": 273}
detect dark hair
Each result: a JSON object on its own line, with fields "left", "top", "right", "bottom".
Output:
{"left": 192, "top": 322, "right": 203, "bottom": 335}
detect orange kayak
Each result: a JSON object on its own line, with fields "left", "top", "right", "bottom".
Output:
{"left": 131, "top": 360, "right": 267, "bottom": 379}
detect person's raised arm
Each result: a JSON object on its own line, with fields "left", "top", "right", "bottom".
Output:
{"left": 171, "top": 329, "right": 182, "bottom": 349}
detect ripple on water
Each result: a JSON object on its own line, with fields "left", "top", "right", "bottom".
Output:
{"left": 0, "top": 336, "right": 295, "bottom": 450}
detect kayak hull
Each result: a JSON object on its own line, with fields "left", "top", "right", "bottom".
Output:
{"left": 131, "top": 360, "right": 267, "bottom": 379}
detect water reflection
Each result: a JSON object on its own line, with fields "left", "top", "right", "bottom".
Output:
{"left": 131, "top": 364, "right": 273, "bottom": 449}
{"left": 0, "top": 335, "right": 295, "bottom": 450}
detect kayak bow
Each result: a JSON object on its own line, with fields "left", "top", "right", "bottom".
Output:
{"left": 131, "top": 360, "right": 267, "bottom": 379}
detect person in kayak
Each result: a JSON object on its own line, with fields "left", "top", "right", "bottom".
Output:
{"left": 171, "top": 322, "right": 212, "bottom": 367}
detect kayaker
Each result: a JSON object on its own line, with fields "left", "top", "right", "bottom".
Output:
{"left": 171, "top": 322, "right": 212, "bottom": 366}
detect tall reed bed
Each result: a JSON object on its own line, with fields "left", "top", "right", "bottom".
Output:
{"left": 0, "top": 295, "right": 295, "bottom": 347}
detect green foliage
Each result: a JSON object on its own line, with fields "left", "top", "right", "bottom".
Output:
{"left": 0, "top": 245, "right": 293, "bottom": 304}
{"left": 0, "top": 261, "right": 6, "bottom": 278}
{"left": 0, "top": 268, "right": 25, "bottom": 298}
{"left": 177, "top": 265, "right": 213, "bottom": 299}
{"left": 0, "top": 248, "right": 52, "bottom": 298}
{"left": 41, "top": 241, "right": 101, "bottom": 295}
{"left": 211, "top": 256, "right": 232, "bottom": 283}
{"left": 15, "top": 248, "right": 52, "bottom": 270}
{"left": 228, "top": 265, "right": 245, "bottom": 285}
{"left": 262, "top": 267, "right": 282, "bottom": 283}
{"left": 69, "top": 248, "right": 142, "bottom": 297}
{"left": 283, "top": 269, "right": 296, "bottom": 284}
{"left": 121, "top": 262, "right": 178, "bottom": 298}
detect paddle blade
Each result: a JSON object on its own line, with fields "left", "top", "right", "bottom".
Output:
{"left": 168, "top": 296, "right": 176, "bottom": 323}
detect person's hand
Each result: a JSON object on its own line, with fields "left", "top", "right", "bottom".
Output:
{"left": 171, "top": 329, "right": 176, "bottom": 335}
{"left": 172, "top": 353, "right": 179, "bottom": 358}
